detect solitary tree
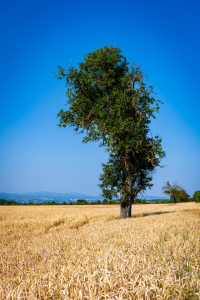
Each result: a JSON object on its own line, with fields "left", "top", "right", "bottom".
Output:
{"left": 162, "top": 181, "right": 188, "bottom": 203}
{"left": 55, "top": 46, "right": 165, "bottom": 218}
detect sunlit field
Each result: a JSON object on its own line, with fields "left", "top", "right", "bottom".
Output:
{"left": 0, "top": 203, "right": 200, "bottom": 299}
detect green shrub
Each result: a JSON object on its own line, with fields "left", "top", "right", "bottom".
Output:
{"left": 135, "top": 198, "right": 142, "bottom": 204}
{"left": 76, "top": 199, "right": 88, "bottom": 205}
{"left": 193, "top": 191, "right": 200, "bottom": 203}
{"left": 102, "top": 199, "right": 108, "bottom": 204}
{"left": 96, "top": 200, "right": 101, "bottom": 204}
{"left": 160, "top": 200, "right": 167, "bottom": 204}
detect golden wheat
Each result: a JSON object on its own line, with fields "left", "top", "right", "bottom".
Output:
{"left": 0, "top": 202, "right": 200, "bottom": 299}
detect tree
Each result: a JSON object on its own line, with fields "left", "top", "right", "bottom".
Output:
{"left": 193, "top": 191, "right": 200, "bottom": 203}
{"left": 177, "top": 189, "right": 190, "bottom": 202}
{"left": 55, "top": 46, "right": 165, "bottom": 218}
{"left": 162, "top": 181, "right": 189, "bottom": 203}
{"left": 76, "top": 199, "right": 88, "bottom": 205}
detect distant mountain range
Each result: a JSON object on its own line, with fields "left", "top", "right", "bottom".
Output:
{"left": 0, "top": 191, "right": 169, "bottom": 204}
{"left": 0, "top": 191, "right": 103, "bottom": 204}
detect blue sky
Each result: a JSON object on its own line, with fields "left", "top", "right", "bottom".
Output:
{"left": 1, "top": 0, "right": 199, "bottom": 197}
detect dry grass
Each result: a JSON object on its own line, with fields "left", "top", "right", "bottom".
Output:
{"left": 0, "top": 202, "right": 200, "bottom": 299}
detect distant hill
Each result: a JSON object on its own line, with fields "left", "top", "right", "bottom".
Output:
{"left": 0, "top": 192, "right": 169, "bottom": 204}
{"left": 0, "top": 192, "right": 103, "bottom": 204}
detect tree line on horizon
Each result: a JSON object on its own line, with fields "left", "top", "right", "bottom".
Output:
{"left": 0, "top": 186, "right": 200, "bottom": 205}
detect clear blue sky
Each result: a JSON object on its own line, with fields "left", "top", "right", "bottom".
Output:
{"left": 1, "top": 0, "right": 199, "bottom": 197}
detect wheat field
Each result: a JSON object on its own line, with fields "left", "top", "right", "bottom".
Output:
{"left": 0, "top": 203, "right": 200, "bottom": 299}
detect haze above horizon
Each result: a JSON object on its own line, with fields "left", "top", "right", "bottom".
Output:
{"left": 1, "top": 0, "right": 200, "bottom": 197}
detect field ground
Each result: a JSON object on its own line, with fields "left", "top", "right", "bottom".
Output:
{"left": 0, "top": 203, "right": 200, "bottom": 299}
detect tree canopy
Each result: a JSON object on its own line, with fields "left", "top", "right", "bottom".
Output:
{"left": 55, "top": 46, "right": 165, "bottom": 218}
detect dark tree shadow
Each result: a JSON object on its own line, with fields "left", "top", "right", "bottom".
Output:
{"left": 132, "top": 211, "right": 175, "bottom": 218}
{"left": 143, "top": 211, "right": 175, "bottom": 217}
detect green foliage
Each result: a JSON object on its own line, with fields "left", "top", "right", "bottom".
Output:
{"left": 76, "top": 199, "right": 88, "bottom": 205}
{"left": 162, "top": 181, "right": 190, "bottom": 203}
{"left": 102, "top": 199, "right": 109, "bottom": 204}
{"left": 101, "top": 199, "right": 119, "bottom": 204}
{"left": 99, "top": 153, "right": 122, "bottom": 201}
{"left": 55, "top": 46, "right": 165, "bottom": 206}
{"left": 0, "top": 199, "right": 19, "bottom": 205}
{"left": 160, "top": 200, "right": 168, "bottom": 204}
{"left": 135, "top": 198, "right": 147, "bottom": 204}
{"left": 89, "top": 201, "right": 96, "bottom": 205}
{"left": 177, "top": 190, "right": 190, "bottom": 202}
{"left": 99, "top": 148, "right": 161, "bottom": 202}
{"left": 0, "top": 199, "right": 120, "bottom": 206}
{"left": 193, "top": 190, "right": 200, "bottom": 203}
{"left": 89, "top": 201, "right": 101, "bottom": 205}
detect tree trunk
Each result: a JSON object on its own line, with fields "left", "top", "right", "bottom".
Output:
{"left": 120, "top": 178, "right": 133, "bottom": 219}
{"left": 173, "top": 196, "right": 176, "bottom": 204}
{"left": 120, "top": 200, "right": 132, "bottom": 218}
